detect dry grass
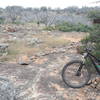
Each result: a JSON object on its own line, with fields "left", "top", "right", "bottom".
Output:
{"left": 0, "top": 40, "right": 40, "bottom": 62}
{"left": 0, "top": 31, "right": 87, "bottom": 62}
{"left": 33, "top": 32, "right": 70, "bottom": 48}
{"left": 44, "top": 36, "right": 70, "bottom": 47}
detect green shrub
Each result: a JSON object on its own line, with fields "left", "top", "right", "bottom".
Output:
{"left": 81, "top": 24, "right": 100, "bottom": 73}
{"left": 55, "top": 22, "right": 92, "bottom": 32}
{"left": 12, "top": 21, "right": 22, "bottom": 25}
{"left": 57, "top": 25, "right": 72, "bottom": 32}
{"left": 0, "top": 17, "right": 4, "bottom": 24}
{"left": 82, "top": 9, "right": 100, "bottom": 73}
{"left": 44, "top": 22, "right": 92, "bottom": 32}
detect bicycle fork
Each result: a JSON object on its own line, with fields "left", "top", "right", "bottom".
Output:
{"left": 76, "top": 63, "right": 84, "bottom": 76}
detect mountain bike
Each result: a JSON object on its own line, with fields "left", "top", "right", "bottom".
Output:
{"left": 62, "top": 48, "right": 100, "bottom": 88}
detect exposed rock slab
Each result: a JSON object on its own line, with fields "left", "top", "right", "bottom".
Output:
{"left": 0, "top": 77, "right": 15, "bottom": 100}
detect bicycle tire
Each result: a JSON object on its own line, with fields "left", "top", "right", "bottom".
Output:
{"left": 62, "top": 60, "right": 91, "bottom": 88}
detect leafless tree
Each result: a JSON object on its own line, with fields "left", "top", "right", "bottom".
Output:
{"left": 5, "top": 6, "right": 23, "bottom": 23}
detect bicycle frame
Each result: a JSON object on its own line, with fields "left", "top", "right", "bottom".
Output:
{"left": 86, "top": 51, "right": 100, "bottom": 75}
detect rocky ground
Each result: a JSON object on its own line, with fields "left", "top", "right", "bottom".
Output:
{"left": 0, "top": 24, "right": 99, "bottom": 100}
{"left": 0, "top": 46, "right": 100, "bottom": 100}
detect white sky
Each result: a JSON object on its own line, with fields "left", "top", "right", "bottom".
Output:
{"left": 0, "top": 0, "right": 100, "bottom": 8}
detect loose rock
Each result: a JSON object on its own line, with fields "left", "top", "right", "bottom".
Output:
{"left": 18, "top": 55, "right": 31, "bottom": 65}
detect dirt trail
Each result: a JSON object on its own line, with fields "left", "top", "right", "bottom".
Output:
{"left": 0, "top": 31, "right": 99, "bottom": 100}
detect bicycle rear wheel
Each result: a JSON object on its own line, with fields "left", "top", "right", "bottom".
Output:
{"left": 62, "top": 60, "right": 91, "bottom": 88}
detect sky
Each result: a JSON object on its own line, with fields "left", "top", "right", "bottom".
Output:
{"left": 0, "top": 0, "right": 100, "bottom": 8}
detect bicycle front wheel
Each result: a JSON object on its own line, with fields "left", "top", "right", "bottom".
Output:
{"left": 62, "top": 60, "right": 91, "bottom": 88}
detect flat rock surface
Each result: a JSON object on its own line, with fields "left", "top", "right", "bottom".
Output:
{"left": 0, "top": 48, "right": 99, "bottom": 100}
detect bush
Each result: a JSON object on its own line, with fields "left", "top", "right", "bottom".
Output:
{"left": 12, "top": 21, "right": 22, "bottom": 25}
{"left": 55, "top": 22, "right": 92, "bottom": 32}
{"left": 82, "top": 24, "right": 100, "bottom": 61}
{"left": 0, "top": 17, "right": 4, "bottom": 24}
{"left": 81, "top": 25, "right": 100, "bottom": 73}
{"left": 44, "top": 22, "right": 92, "bottom": 32}
{"left": 81, "top": 10, "right": 100, "bottom": 73}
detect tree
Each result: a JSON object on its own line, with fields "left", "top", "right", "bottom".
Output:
{"left": 5, "top": 6, "right": 23, "bottom": 23}
{"left": 40, "top": 7, "right": 47, "bottom": 12}
{"left": 35, "top": 7, "right": 57, "bottom": 26}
